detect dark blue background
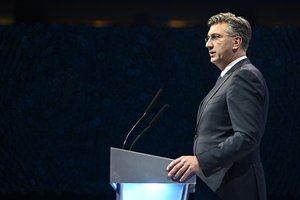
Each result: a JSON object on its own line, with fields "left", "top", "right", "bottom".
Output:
{"left": 0, "top": 24, "right": 299, "bottom": 199}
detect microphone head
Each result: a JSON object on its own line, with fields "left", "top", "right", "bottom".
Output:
{"left": 144, "top": 88, "right": 163, "bottom": 114}
{"left": 149, "top": 104, "right": 169, "bottom": 127}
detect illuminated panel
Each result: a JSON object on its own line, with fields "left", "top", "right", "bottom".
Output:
{"left": 121, "top": 183, "right": 186, "bottom": 200}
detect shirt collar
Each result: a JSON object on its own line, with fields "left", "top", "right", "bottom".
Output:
{"left": 220, "top": 56, "right": 247, "bottom": 77}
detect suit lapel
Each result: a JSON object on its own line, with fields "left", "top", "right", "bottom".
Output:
{"left": 195, "top": 58, "right": 251, "bottom": 133}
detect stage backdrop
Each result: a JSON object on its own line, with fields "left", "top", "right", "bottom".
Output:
{"left": 0, "top": 24, "right": 299, "bottom": 200}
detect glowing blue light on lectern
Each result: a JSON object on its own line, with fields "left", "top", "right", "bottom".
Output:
{"left": 121, "top": 183, "right": 186, "bottom": 200}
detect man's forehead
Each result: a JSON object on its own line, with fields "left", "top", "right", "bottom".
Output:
{"left": 208, "top": 23, "right": 228, "bottom": 35}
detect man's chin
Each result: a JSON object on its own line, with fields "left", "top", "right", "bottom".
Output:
{"left": 210, "top": 58, "right": 217, "bottom": 64}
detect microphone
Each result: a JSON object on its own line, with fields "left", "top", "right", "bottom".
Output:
{"left": 122, "top": 88, "right": 163, "bottom": 149}
{"left": 129, "top": 104, "right": 170, "bottom": 151}
{"left": 144, "top": 88, "right": 163, "bottom": 114}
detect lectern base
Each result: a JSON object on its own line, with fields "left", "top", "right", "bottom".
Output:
{"left": 116, "top": 183, "right": 189, "bottom": 200}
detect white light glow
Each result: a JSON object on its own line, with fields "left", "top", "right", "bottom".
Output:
{"left": 121, "top": 183, "right": 186, "bottom": 200}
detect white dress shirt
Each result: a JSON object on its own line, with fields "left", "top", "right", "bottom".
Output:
{"left": 220, "top": 56, "right": 247, "bottom": 77}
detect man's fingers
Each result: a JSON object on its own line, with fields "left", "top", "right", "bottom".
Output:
{"left": 179, "top": 166, "right": 193, "bottom": 182}
{"left": 166, "top": 157, "right": 182, "bottom": 171}
{"left": 167, "top": 160, "right": 184, "bottom": 177}
{"left": 174, "top": 163, "right": 189, "bottom": 180}
{"left": 166, "top": 156, "right": 200, "bottom": 182}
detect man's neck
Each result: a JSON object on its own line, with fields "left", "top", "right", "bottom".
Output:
{"left": 220, "top": 55, "right": 247, "bottom": 77}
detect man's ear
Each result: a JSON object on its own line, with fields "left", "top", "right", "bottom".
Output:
{"left": 232, "top": 36, "right": 242, "bottom": 50}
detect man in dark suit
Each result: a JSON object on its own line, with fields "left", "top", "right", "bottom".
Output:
{"left": 166, "top": 12, "right": 269, "bottom": 200}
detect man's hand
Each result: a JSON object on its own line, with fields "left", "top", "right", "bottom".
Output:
{"left": 166, "top": 156, "right": 200, "bottom": 182}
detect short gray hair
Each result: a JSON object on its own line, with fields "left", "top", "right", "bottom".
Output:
{"left": 207, "top": 12, "right": 252, "bottom": 51}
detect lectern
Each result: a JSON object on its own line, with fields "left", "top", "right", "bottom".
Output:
{"left": 110, "top": 147, "right": 196, "bottom": 200}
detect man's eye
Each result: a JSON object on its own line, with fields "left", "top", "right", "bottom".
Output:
{"left": 211, "top": 34, "right": 221, "bottom": 39}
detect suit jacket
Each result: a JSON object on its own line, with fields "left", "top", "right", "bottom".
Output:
{"left": 193, "top": 58, "right": 269, "bottom": 200}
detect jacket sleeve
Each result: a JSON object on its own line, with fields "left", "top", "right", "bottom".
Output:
{"left": 196, "top": 68, "right": 267, "bottom": 177}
